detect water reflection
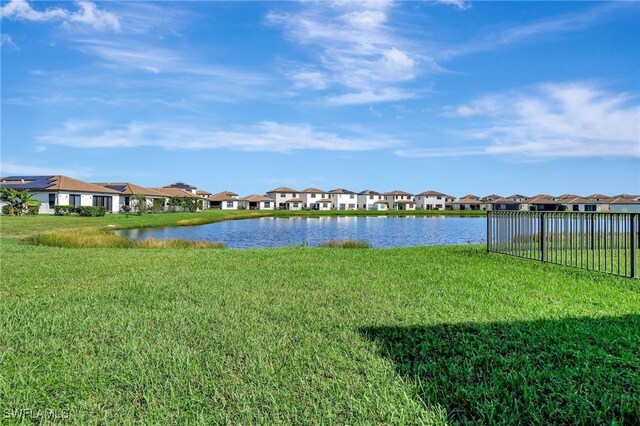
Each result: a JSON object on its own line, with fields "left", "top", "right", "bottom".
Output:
{"left": 117, "top": 216, "right": 486, "bottom": 249}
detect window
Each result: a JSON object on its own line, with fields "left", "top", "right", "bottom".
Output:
{"left": 349, "top": 194, "right": 354, "bottom": 199}
{"left": 585, "top": 205, "right": 596, "bottom": 212}
{"left": 124, "top": 196, "right": 130, "bottom": 206}
{"left": 437, "top": 196, "right": 442, "bottom": 200}
{"left": 227, "top": 201, "right": 234, "bottom": 208}
{"left": 280, "top": 194, "right": 286, "bottom": 198}
{"left": 293, "top": 203, "right": 299, "bottom": 208}
{"left": 348, "top": 203, "right": 355, "bottom": 209}
{"left": 48, "top": 194, "right": 55, "bottom": 208}
{"left": 293, "top": 193, "right": 298, "bottom": 197}
{"left": 264, "top": 202, "right": 270, "bottom": 207}
{"left": 323, "top": 203, "right": 328, "bottom": 208}
{"left": 311, "top": 194, "right": 316, "bottom": 198}
{"left": 93, "top": 196, "right": 112, "bottom": 211}
{"left": 69, "top": 194, "right": 81, "bottom": 208}
{"left": 369, "top": 195, "right": 374, "bottom": 200}
{"left": 573, "top": 205, "right": 579, "bottom": 211}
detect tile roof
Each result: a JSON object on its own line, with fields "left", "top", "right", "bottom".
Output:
{"left": 164, "top": 182, "right": 197, "bottom": 190}
{"left": 358, "top": 189, "right": 381, "bottom": 195}
{"left": 315, "top": 198, "right": 332, "bottom": 203}
{"left": 1, "top": 175, "right": 119, "bottom": 194}
{"left": 239, "top": 194, "right": 274, "bottom": 202}
{"left": 527, "top": 195, "right": 561, "bottom": 205}
{"left": 150, "top": 187, "right": 200, "bottom": 198}
{"left": 416, "top": 190, "right": 446, "bottom": 196}
{"left": 302, "top": 187, "right": 326, "bottom": 194}
{"left": 286, "top": 197, "right": 303, "bottom": 203}
{"left": 456, "top": 198, "right": 484, "bottom": 204}
{"left": 384, "top": 190, "right": 413, "bottom": 196}
{"left": 329, "top": 188, "right": 356, "bottom": 194}
{"left": 196, "top": 190, "right": 212, "bottom": 196}
{"left": 609, "top": 197, "right": 640, "bottom": 205}
{"left": 207, "top": 193, "right": 238, "bottom": 202}
{"left": 94, "top": 182, "right": 166, "bottom": 197}
{"left": 460, "top": 194, "right": 480, "bottom": 200}
{"left": 268, "top": 186, "right": 298, "bottom": 193}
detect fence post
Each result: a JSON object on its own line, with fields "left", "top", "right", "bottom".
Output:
{"left": 631, "top": 214, "right": 638, "bottom": 278}
{"left": 590, "top": 214, "right": 595, "bottom": 250}
{"left": 540, "top": 212, "right": 547, "bottom": 262}
{"left": 487, "top": 211, "right": 492, "bottom": 253}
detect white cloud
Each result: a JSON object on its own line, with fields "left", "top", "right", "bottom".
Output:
{"left": 0, "top": 161, "right": 91, "bottom": 177}
{"left": 37, "top": 120, "right": 400, "bottom": 153}
{"left": 0, "top": 0, "right": 120, "bottom": 31}
{"left": 436, "top": 0, "right": 471, "bottom": 10}
{"left": 427, "top": 82, "right": 640, "bottom": 159}
{"left": 267, "top": 1, "right": 425, "bottom": 104}
{"left": 0, "top": 33, "right": 18, "bottom": 50}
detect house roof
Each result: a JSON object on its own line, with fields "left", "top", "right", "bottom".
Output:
{"left": 1, "top": 175, "right": 119, "bottom": 194}
{"left": 384, "top": 190, "right": 413, "bottom": 196}
{"left": 395, "top": 199, "right": 415, "bottom": 204}
{"left": 207, "top": 193, "right": 238, "bottom": 202}
{"left": 358, "top": 189, "right": 381, "bottom": 195}
{"left": 609, "top": 197, "right": 640, "bottom": 205}
{"left": 94, "top": 182, "right": 166, "bottom": 197}
{"left": 563, "top": 196, "right": 609, "bottom": 205}
{"left": 491, "top": 196, "right": 524, "bottom": 204}
{"left": 240, "top": 194, "right": 274, "bottom": 202}
{"left": 329, "top": 188, "right": 356, "bottom": 194}
{"left": 416, "top": 190, "right": 446, "bottom": 196}
{"left": 483, "top": 194, "right": 503, "bottom": 199}
{"left": 268, "top": 186, "right": 298, "bottom": 193}
{"left": 508, "top": 194, "right": 530, "bottom": 199}
{"left": 315, "top": 198, "right": 332, "bottom": 203}
{"left": 374, "top": 200, "right": 389, "bottom": 204}
{"left": 460, "top": 194, "right": 480, "bottom": 200}
{"left": 286, "top": 197, "right": 303, "bottom": 203}
{"left": 586, "top": 194, "right": 610, "bottom": 199}
{"left": 302, "top": 187, "right": 326, "bottom": 194}
{"left": 163, "top": 182, "right": 197, "bottom": 190}
{"left": 613, "top": 194, "right": 640, "bottom": 200}
{"left": 527, "top": 196, "right": 561, "bottom": 205}
{"left": 557, "top": 194, "right": 580, "bottom": 200}
{"left": 150, "top": 187, "right": 200, "bottom": 198}
{"left": 196, "top": 190, "right": 212, "bottom": 196}
{"left": 456, "top": 197, "right": 484, "bottom": 204}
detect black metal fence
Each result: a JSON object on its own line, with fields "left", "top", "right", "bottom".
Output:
{"left": 487, "top": 211, "right": 639, "bottom": 278}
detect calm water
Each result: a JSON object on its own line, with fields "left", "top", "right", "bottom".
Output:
{"left": 118, "top": 216, "right": 486, "bottom": 248}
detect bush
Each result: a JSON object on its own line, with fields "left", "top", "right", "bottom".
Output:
{"left": 319, "top": 240, "right": 370, "bottom": 248}
{"left": 54, "top": 205, "right": 75, "bottom": 216}
{"left": 26, "top": 203, "right": 40, "bottom": 215}
{"left": 1, "top": 204, "right": 11, "bottom": 215}
{"left": 76, "top": 206, "right": 107, "bottom": 217}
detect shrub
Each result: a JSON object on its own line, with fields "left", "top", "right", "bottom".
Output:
{"left": 26, "top": 203, "right": 40, "bottom": 215}
{"left": 54, "top": 205, "right": 75, "bottom": 216}
{"left": 319, "top": 240, "right": 370, "bottom": 248}
{"left": 30, "top": 229, "right": 135, "bottom": 248}
{"left": 76, "top": 206, "right": 107, "bottom": 217}
{"left": 1, "top": 204, "right": 11, "bottom": 215}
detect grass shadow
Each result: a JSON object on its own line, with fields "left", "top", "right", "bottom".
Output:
{"left": 361, "top": 315, "right": 640, "bottom": 425}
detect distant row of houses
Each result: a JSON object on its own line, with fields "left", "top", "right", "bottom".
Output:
{"left": 1, "top": 175, "right": 640, "bottom": 214}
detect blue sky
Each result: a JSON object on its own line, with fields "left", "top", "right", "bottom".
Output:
{"left": 1, "top": 0, "right": 639, "bottom": 196}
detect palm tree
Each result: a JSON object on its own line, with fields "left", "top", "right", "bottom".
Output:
{"left": 0, "top": 187, "right": 40, "bottom": 216}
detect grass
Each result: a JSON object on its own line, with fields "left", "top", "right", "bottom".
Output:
{"left": 1, "top": 212, "right": 639, "bottom": 424}
{"left": 28, "top": 228, "right": 226, "bottom": 249}
{"left": 319, "top": 239, "right": 371, "bottom": 248}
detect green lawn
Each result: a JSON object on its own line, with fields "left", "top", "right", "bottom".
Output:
{"left": 1, "top": 212, "right": 639, "bottom": 424}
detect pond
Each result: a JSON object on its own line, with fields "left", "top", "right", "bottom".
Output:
{"left": 117, "top": 216, "right": 487, "bottom": 248}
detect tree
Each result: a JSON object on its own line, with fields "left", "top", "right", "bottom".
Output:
{"left": 131, "top": 194, "right": 147, "bottom": 215}
{"left": 0, "top": 187, "right": 41, "bottom": 216}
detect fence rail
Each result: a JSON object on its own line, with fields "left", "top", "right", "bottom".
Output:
{"left": 487, "top": 211, "right": 639, "bottom": 278}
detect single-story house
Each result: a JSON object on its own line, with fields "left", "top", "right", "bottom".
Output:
{"left": 1, "top": 175, "right": 120, "bottom": 214}
{"left": 563, "top": 197, "right": 609, "bottom": 212}
{"left": 94, "top": 182, "right": 167, "bottom": 212}
{"left": 207, "top": 192, "right": 239, "bottom": 210}
{"left": 526, "top": 196, "right": 563, "bottom": 212}
{"left": 239, "top": 194, "right": 274, "bottom": 210}
{"left": 489, "top": 196, "right": 528, "bottom": 211}
{"left": 452, "top": 197, "right": 486, "bottom": 210}
{"left": 151, "top": 187, "right": 204, "bottom": 210}
{"left": 608, "top": 197, "right": 640, "bottom": 212}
